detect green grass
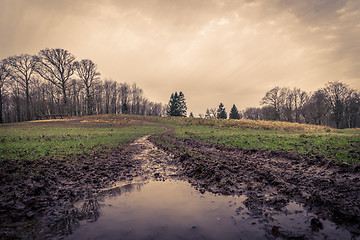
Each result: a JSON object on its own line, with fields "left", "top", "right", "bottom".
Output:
{"left": 173, "top": 124, "right": 360, "bottom": 164}
{"left": 1, "top": 114, "right": 359, "bottom": 163}
{"left": 0, "top": 118, "right": 162, "bottom": 160}
{"left": 84, "top": 115, "right": 360, "bottom": 163}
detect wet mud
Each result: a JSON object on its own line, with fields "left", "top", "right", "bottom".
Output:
{"left": 152, "top": 131, "right": 360, "bottom": 239}
{"left": 1, "top": 128, "right": 360, "bottom": 239}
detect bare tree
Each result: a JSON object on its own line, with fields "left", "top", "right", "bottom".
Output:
{"left": 119, "top": 82, "right": 130, "bottom": 114}
{"left": 103, "top": 79, "right": 112, "bottom": 114}
{"left": 323, "top": 81, "right": 355, "bottom": 128}
{"left": 302, "top": 90, "right": 330, "bottom": 125}
{"left": 296, "top": 89, "right": 309, "bottom": 123}
{"left": 0, "top": 61, "right": 11, "bottom": 123}
{"left": 261, "top": 86, "right": 281, "bottom": 120}
{"left": 344, "top": 92, "right": 360, "bottom": 128}
{"left": 243, "top": 107, "right": 261, "bottom": 120}
{"left": 3, "top": 55, "right": 38, "bottom": 121}
{"left": 279, "top": 87, "right": 293, "bottom": 122}
{"left": 36, "top": 48, "right": 75, "bottom": 115}
{"left": 131, "top": 83, "right": 143, "bottom": 115}
{"left": 147, "top": 102, "right": 163, "bottom": 116}
{"left": 74, "top": 59, "right": 100, "bottom": 115}
{"left": 205, "top": 108, "right": 212, "bottom": 119}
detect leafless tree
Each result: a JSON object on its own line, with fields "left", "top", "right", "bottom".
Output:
{"left": 323, "top": 81, "right": 355, "bottom": 128}
{"left": 205, "top": 108, "right": 211, "bottom": 119}
{"left": 243, "top": 107, "right": 261, "bottom": 120}
{"left": 36, "top": 48, "right": 75, "bottom": 114}
{"left": 0, "top": 61, "right": 11, "bottom": 123}
{"left": 279, "top": 87, "right": 293, "bottom": 122}
{"left": 3, "top": 55, "right": 38, "bottom": 121}
{"left": 131, "top": 83, "right": 143, "bottom": 115}
{"left": 344, "top": 92, "right": 360, "bottom": 128}
{"left": 296, "top": 89, "right": 309, "bottom": 123}
{"left": 103, "top": 79, "right": 113, "bottom": 114}
{"left": 261, "top": 86, "right": 281, "bottom": 120}
{"left": 302, "top": 90, "right": 330, "bottom": 125}
{"left": 74, "top": 59, "right": 100, "bottom": 115}
{"left": 119, "top": 83, "right": 130, "bottom": 114}
{"left": 146, "top": 102, "right": 163, "bottom": 116}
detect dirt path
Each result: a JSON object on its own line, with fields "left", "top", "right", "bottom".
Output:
{"left": 129, "top": 135, "right": 178, "bottom": 182}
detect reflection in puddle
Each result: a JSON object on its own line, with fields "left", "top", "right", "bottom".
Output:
{"left": 64, "top": 180, "right": 358, "bottom": 240}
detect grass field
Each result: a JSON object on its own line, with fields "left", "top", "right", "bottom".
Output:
{"left": 1, "top": 115, "right": 359, "bottom": 163}
{"left": 156, "top": 117, "right": 359, "bottom": 163}
{"left": 108, "top": 115, "right": 360, "bottom": 163}
{"left": 0, "top": 117, "right": 162, "bottom": 160}
{"left": 173, "top": 125, "right": 359, "bottom": 163}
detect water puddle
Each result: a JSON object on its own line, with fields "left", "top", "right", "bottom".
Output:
{"left": 63, "top": 180, "right": 357, "bottom": 240}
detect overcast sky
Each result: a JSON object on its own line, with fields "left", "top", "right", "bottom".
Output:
{"left": 1, "top": 0, "right": 359, "bottom": 115}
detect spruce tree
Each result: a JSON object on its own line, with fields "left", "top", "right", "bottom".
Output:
{"left": 217, "top": 103, "right": 227, "bottom": 119}
{"left": 229, "top": 104, "right": 241, "bottom": 119}
{"left": 167, "top": 91, "right": 187, "bottom": 117}
{"left": 178, "top": 91, "right": 187, "bottom": 117}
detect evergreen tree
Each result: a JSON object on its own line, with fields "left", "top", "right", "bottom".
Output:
{"left": 121, "top": 102, "right": 129, "bottom": 114}
{"left": 178, "top": 91, "right": 187, "bottom": 117}
{"left": 217, "top": 103, "right": 227, "bottom": 119}
{"left": 167, "top": 91, "right": 187, "bottom": 117}
{"left": 189, "top": 112, "right": 194, "bottom": 118}
{"left": 229, "top": 104, "right": 241, "bottom": 119}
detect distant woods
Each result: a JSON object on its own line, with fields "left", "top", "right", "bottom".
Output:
{"left": 1, "top": 49, "right": 359, "bottom": 129}
{"left": 204, "top": 81, "right": 360, "bottom": 129}
{"left": 0, "top": 48, "right": 164, "bottom": 123}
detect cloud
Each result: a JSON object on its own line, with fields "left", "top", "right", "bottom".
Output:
{"left": 0, "top": 0, "right": 359, "bottom": 115}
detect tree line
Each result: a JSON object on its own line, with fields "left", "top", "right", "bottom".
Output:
{"left": 0, "top": 48, "right": 164, "bottom": 123}
{"left": 1, "top": 49, "right": 359, "bottom": 129}
{"left": 203, "top": 81, "right": 360, "bottom": 129}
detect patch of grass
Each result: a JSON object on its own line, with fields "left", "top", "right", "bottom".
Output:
{"left": 97, "top": 115, "right": 360, "bottom": 163}
{"left": 173, "top": 124, "right": 360, "bottom": 163}
{"left": 0, "top": 118, "right": 162, "bottom": 160}
{"left": 128, "top": 116, "right": 335, "bottom": 132}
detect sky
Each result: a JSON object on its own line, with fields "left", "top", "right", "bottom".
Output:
{"left": 1, "top": 0, "right": 359, "bottom": 116}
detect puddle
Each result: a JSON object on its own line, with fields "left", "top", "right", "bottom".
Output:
{"left": 63, "top": 180, "right": 357, "bottom": 240}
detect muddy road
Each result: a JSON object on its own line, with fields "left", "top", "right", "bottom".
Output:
{"left": 1, "top": 129, "right": 360, "bottom": 239}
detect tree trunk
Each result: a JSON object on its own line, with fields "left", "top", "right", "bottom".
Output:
{"left": 62, "top": 86, "right": 68, "bottom": 115}
{"left": 25, "top": 82, "right": 31, "bottom": 121}
{"left": 86, "top": 87, "right": 92, "bottom": 115}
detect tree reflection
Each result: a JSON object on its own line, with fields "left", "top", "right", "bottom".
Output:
{"left": 51, "top": 183, "right": 144, "bottom": 237}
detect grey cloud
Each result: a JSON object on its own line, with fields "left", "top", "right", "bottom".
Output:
{"left": 0, "top": 0, "right": 359, "bottom": 115}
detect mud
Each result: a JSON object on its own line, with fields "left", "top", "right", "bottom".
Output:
{"left": 1, "top": 127, "right": 360, "bottom": 239}
{"left": 151, "top": 131, "right": 360, "bottom": 238}
{"left": 0, "top": 141, "right": 146, "bottom": 239}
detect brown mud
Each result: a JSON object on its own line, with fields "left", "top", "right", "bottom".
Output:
{"left": 1, "top": 126, "right": 360, "bottom": 239}
{"left": 0, "top": 130, "right": 179, "bottom": 239}
{"left": 151, "top": 130, "right": 360, "bottom": 238}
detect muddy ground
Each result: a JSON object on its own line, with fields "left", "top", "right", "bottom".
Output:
{"left": 0, "top": 128, "right": 360, "bottom": 239}
{"left": 153, "top": 131, "right": 360, "bottom": 237}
